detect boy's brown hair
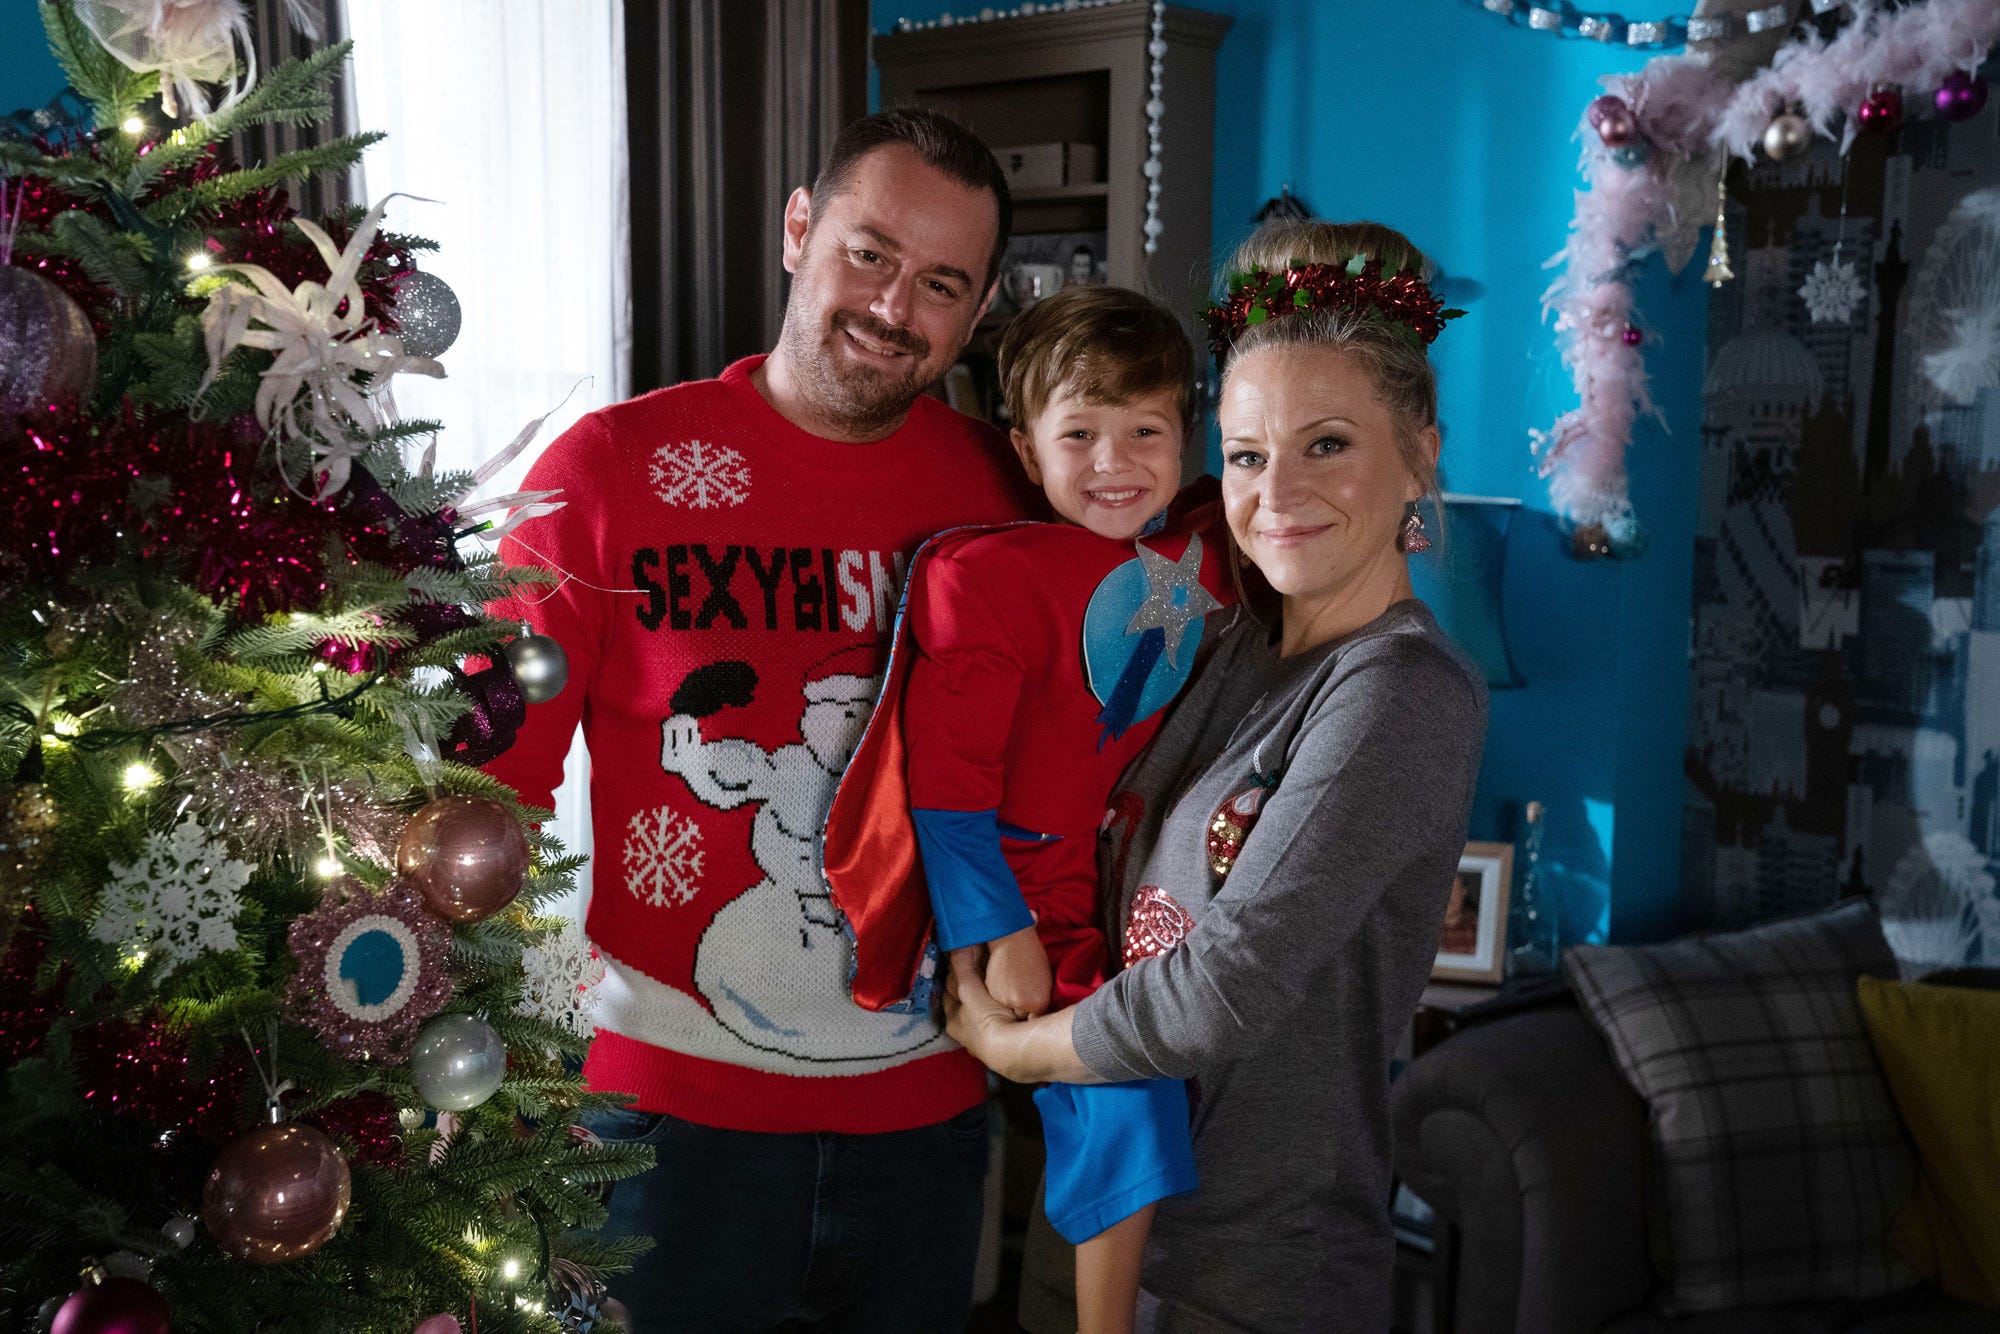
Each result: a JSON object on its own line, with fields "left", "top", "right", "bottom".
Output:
{"left": 997, "top": 285, "right": 1197, "bottom": 430}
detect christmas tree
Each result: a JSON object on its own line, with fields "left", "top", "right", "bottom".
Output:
{"left": 0, "top": 4, "right": 647, "bottom": 1330}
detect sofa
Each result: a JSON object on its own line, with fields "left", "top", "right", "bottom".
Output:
{"left": 1389, "top": 979, "right": 2000, "bottom": 1334}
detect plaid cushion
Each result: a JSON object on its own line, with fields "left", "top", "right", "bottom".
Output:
{"left": 1564, "top": 901, "right": 1918, "bottom": 1314}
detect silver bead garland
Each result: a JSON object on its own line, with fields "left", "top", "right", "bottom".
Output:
{"left": 1464, "top": 0, "right": 1843, "bottom": 50}
{"left": 1144, "top": 0, "right": 1166, "bottom": 256}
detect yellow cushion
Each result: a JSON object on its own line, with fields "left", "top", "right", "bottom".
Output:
{"left": 1855, "top": 975, "right": 2000, "bottom": 1309}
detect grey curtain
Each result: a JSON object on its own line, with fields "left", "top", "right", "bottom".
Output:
{"left": 625, "top": 0, "right": 870, "bottom": 390}
{"left": 231, "top": 0, "right": 357, "bottom": 220}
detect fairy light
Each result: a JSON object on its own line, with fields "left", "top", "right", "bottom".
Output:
{"left": 121, "top": 115, "right": 144, "bottom": 134}
{"left": 500, "top": 1257, "right": 522, "bottom": 1282}
{"left": 185, "top": 252, "right": 212, "bottom": 273}
{"left": 123, "top": 761, "right": 160, "bottom": 791}
{"left": 314, "top": 854, "right": 342, "bottom": 878}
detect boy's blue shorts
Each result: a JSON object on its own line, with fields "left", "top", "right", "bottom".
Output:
{"left": 1034, "top": 1077, "right": 1198, "bottom": 1244}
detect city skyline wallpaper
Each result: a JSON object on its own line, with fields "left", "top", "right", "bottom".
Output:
{"left": 1682, "top": 97, "right": 2000, "bottom": 973}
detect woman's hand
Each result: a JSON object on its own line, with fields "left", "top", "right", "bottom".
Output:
{"left": 943, "top": 948, "right": 1095, "bottom": 1085}
{"left": 984, "top": 923, "right": 1052, "bottom": 1018}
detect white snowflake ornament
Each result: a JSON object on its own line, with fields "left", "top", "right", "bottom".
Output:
{"left": 517, "top": 919, "right": 607, "bottom": 1040}
{"left": 1800, "top": 257, "right": 1866, "bottom": 325}
{"left": 624, "top": 804, "right": 705, "bottom": 907}
{"left": 93, "top": 816, "right": 252, "bottom": 973}
{"left": 650, "top": 440, "right": 750, "bottom": 510}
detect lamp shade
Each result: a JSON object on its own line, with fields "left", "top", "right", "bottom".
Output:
{"left": 1408, "top": 493, "right": 1525, "bottom": 689}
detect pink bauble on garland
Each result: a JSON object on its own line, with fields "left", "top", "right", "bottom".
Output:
{"left": 202, "top": 1120, "right": 352, "bottom": 1263}
{"left": 49, "top": 1277, "right": 170, "bottom": 1334}
{"left": 0, "top": 266, "right": 98, "bottom": 419}
{"left": 396, "top": 795, "right": 530, "bottom": 923}
{"left": 1934, "top": 70, "right": 1987, "bottom": 121}
{"left": 1856, "top": 87, "right": 1903, "bottom": 134}
{"left": 1587, "top": 94, "right": 1636, "bottom": 146}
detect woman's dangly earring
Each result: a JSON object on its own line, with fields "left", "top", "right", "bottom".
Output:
{"left": 1397, "top": 506, "right": 1431, "bottom": 554}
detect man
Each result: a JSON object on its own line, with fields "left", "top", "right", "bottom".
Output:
{"left": 486, "top": 108, "right": 1039, "bottom": 1332}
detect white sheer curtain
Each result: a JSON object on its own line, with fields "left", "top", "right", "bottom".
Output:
{"left": 346, "top": 0, "right": 631, "bottom": 918}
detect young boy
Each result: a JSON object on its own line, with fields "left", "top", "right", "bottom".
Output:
{"left": 823, "top": 285, "right": 1231, "bottom": 1332}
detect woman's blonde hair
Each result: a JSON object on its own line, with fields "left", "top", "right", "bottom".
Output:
{"left": 1219, "top": 219, "right": 1444, "bottom": 510}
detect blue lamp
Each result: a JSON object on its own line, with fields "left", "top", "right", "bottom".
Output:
{"left": 1408, "top": 493, "right": 1525, "bottom": 689}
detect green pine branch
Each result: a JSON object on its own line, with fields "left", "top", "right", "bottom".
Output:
{"left": 129, "top": 42, "right": 354, "bottom": 187}
{"left": 38, "top": 0, "right": 159, "bottom": 128}
{"left": 143, "top": 132, "right": 385, "bottom": 224}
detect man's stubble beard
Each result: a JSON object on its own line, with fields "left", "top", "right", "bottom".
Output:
{"left": 779, "top": 249, "right": 948, "bottom": 439}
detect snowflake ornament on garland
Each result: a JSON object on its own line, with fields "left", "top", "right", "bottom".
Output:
{"left": 1800, "top": 257, "right": 1867, "bottom": 325}
{"left": 516, "top": 919, "right": 605, "bottom": 1042}
{"left": 92, "top": 816, "right": 252, "bottom": 974}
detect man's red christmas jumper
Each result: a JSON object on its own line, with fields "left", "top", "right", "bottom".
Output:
{"left": 485, "top": 355, "right": 1039, "bottom": 1134}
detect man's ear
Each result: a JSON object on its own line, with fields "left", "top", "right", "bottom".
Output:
{"left": 781, "top": 186, "right": 813, "bottom": 275}
{"left": 1008, "top": 427, "right": 1043, "bottom": 485}
{"left": 973, "top": 276, "right": 1000, "bottom": 326}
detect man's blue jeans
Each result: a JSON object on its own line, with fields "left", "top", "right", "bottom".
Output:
{"left": 587, "top": 1102, "right": 990, "bottom": 1332}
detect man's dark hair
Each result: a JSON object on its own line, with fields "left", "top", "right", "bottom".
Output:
{"left": 809, "top": 107, "right": 1013, "bottom": 294}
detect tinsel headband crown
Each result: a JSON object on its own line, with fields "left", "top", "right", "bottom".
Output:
{"left": 1201, "top": 255, "right": 1465, "bottom": 365}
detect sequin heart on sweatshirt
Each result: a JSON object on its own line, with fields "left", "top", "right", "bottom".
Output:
{"left": 1123, "top": 886, "right": 1195, "bottom": 967}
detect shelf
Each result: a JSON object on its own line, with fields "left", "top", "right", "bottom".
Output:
{"left": 1012, "top": 181, "right": 1109, "bottom": 202}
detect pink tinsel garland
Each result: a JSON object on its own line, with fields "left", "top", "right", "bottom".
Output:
{"left": 1536, "top": 0, "right": 2000, "bottom": 547}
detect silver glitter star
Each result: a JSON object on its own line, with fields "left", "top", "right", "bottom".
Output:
{"left": 1125, "top": 534, "right": 1222, "bottom": 669}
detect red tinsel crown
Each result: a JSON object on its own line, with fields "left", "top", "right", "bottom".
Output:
{"left": 1201, "top": 256, "right": 1465, "bottom": 365}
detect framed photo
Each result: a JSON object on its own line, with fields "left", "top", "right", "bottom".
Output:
{"left": 1432, "top": 841, "right": 1514, "bottom": 983}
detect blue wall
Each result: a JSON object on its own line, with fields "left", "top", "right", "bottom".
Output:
{"left": 2, "top": 5, "right": 66, "bottom": 114}
{"left": 878, "top": 0, "right": 1711, "bottom": 942}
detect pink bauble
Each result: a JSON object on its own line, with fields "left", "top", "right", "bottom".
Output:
{"left": 50, "top": 1278, "right": 170, "bottom": 1334}
{"left": 1621, "top": 325, "right": 1643, "bottom": 347}
{"left": 1934, "top": 71, "right": 1987, "bottom": 122}
{"left": 0, "top": 267, "right": 98, "bottom": 419}
{"left": 1587, "top": 94, "right": 1636, "bottom": 147}
{"left": 396, "top": 795, "right": 530, "bottom": 923}
{"left": 201, "top": 1122, "right": 352, "bottom": 1263}
{"left": 1856, "top": 87, "right": 1903, "bottom": 135}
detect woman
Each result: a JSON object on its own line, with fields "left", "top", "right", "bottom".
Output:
{"left": 944, "top": 218, "right": 1489, "bottom": 1333}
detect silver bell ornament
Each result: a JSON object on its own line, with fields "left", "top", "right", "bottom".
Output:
{"left": 390, "top": 269, "right": 462, "bottom": 359}
{"left": 410, "top": 1013, "right": 507, "bottom": 1111}
{"left": 504, "top": 629, "right": 569, "bottom": 704}
{"left": 1762, "top": 112, "right": 1811, "bottom": 161}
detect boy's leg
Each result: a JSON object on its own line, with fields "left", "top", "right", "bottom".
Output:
{"left": 1075, "top": 1203, "right": 1156, "bottom": 1334}
{"left": 1035, "top": 1080, "right": 1198, "bottom": 1332}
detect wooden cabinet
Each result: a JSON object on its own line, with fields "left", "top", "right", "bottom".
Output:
{"left": 875, "top": 4, "right": 1231, "bottom": 454}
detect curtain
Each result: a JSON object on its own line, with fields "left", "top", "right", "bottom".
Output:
{"left": 624, "top": 0, "right": 869, "bottom": 390}
{"left": 232, "top": 0, "right": 356, "bottom": 218}
{"left": 345, "top": 0, "right": 633, "bottom": 917}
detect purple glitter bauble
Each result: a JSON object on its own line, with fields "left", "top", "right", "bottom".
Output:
{"left": 1934, "top": 71, "right": 1987, "bottom": 122}
{"left": 0, "top": 267, "right": 98, "bottom": 419}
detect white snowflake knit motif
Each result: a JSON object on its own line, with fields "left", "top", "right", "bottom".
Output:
{"left": 1800, "top": 258, "right": 1866, "bottom": 325}
{"left": 516, "top": 919, "right": 606, "bottom": 1039}
{"left": 624, "top": 804, "right": 704, "bottom": 907}
{"left": 93, "top": 816, "right": 252, "bottom": 972}
{"left": 650, "top": 440, "right": 750, "bottom": 510}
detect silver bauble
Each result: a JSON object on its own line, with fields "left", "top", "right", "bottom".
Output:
{"left": 390, "top": 269, "right": 462, "bottom": 360}
{"left": 0, "top": 267, "right": 98, "bottom": 418}
{"left": 162, "top": 1215, "right": 198, "bottom": 1248}
{"left": 409, "top": 1013, "right": 506, "bottom": 1111}
{"left": 1762, "top": 112, "right": 1811, "bottom": 161}
{"left": 504, "top": 632, "right": 569, "bottom": 704}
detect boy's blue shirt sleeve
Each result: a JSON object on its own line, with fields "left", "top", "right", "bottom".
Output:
{"left": 912, "top": 807, "right": 1035, "bottom": 949}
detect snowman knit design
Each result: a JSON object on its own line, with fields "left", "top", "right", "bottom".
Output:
{"left": 486, "top": 355, "right": 1039, "bottom": 1134}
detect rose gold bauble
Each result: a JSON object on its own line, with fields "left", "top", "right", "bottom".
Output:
{"left": 396, "top": 795, "right": 530, "bottom": 923}
{"left": 201, "top": 1121, "right": 352, "bottom": 1264}
{"left": 0, "top": 266, "right": 97, "bottom": 419}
